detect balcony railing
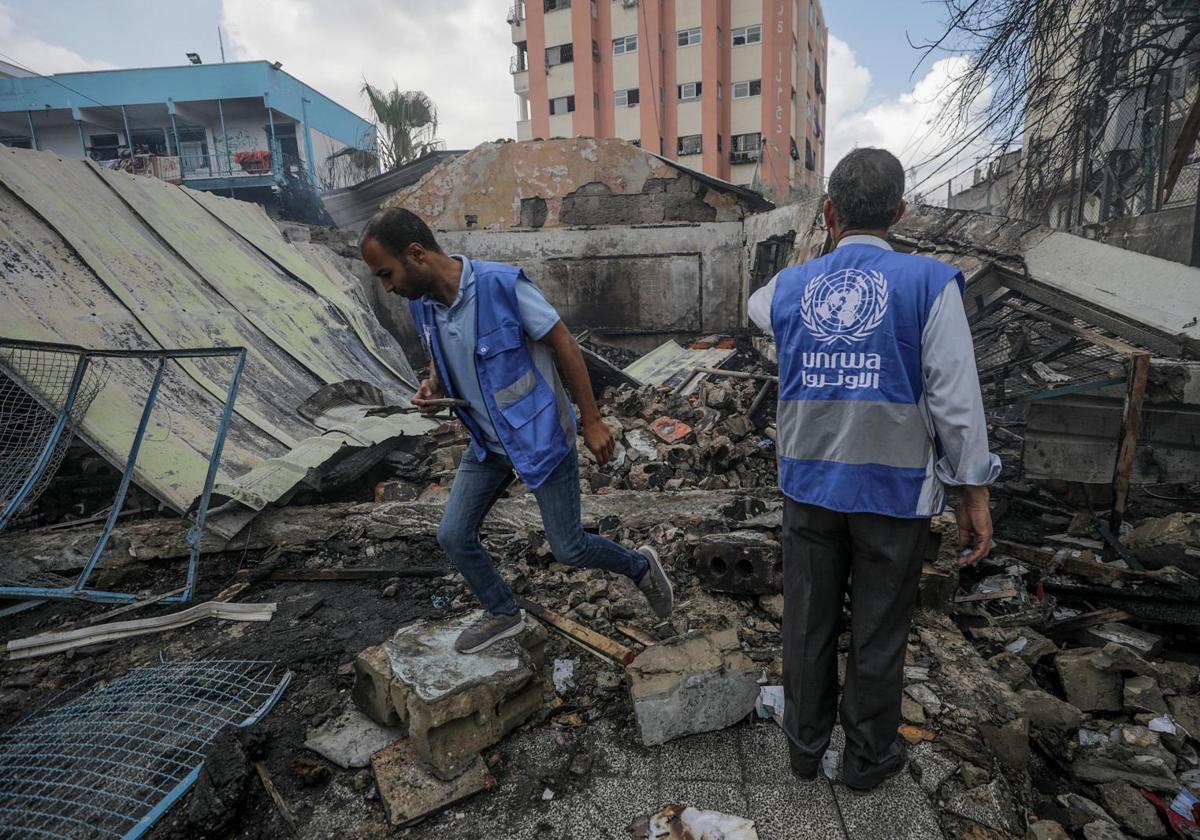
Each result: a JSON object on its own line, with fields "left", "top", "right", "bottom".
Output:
{"left": 507, "top": 2, "right": 525, "bottom": 24}
{"left": 730, "top": 150, "right": 761, "bottom": 164}
{"left": 510, "top": 55, "right": 528, "bottom": 74}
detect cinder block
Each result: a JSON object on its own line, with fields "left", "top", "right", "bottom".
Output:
{"left": 694, "top": 531, "right": 781, "bottom": 595}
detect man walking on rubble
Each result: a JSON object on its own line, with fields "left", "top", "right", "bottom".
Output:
{"left": 360, "top": 208, "right": 673, "bottom": 654}
{"left": 747, "top": 148, "right": 999, "bottom": 792}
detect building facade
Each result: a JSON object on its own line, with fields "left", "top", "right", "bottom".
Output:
{"left": 0, "top": 61, "right": 377, "bottom": 205}
{"left": 508, "top": 0, "right": 827, "bottom": 199}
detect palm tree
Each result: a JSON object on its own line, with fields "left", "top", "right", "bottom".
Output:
{"left": 360, "top": 82, "right": 441, "bottom": 171}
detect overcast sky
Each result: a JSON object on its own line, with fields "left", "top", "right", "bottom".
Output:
{"left": 0, "top": 0, "right": 987, "bottom": 196}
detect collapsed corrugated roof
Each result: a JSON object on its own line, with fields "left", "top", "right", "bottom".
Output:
{"left": 322, "top": 150, "right": 467, "bottom": 232}
{"left": 0, "top": 147, "right": 431, "bottom": 536}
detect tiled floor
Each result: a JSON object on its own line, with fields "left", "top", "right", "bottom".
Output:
{"left": 428, "top": 717, "right": 947, "bottom": 840}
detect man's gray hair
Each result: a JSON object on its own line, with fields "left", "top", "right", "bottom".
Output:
{"left": 827, "top": 148, "right": 905, "bottom": 231}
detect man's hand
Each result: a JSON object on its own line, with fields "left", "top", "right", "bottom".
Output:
{"left": 409, "top": 378, "right": 445, "bottom": 415}
{"left": 582, "top": 418, "right": 614, "bottom": 465}
{"left": 957, "top": 485, "right": 993, "bottom": 567}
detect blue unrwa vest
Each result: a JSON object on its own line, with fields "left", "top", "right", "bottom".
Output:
{"left": 409, "top": 260, "right": 575, "bottom": 488}
{"left": 771, "top": 244, "right": 964, "bottom": 518}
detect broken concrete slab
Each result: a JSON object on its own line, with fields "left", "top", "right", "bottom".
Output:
{"left": 1018, "top": 688, "right": 1083, "bottom": 736}
{"left": 1056, "top": 648, "right": 1123, "bottom": 712}
{"left": 1096, "top": 781, "right": 1169, "bottom": 838}
{"left": 353, "top": 611, "right": 549, "bottom": 779}
{"left": 1028, "top": 819, "right": 1072, "bottom": 840}
{"left": 1125, "top": 675, "right": 1169, "bottom": 715}
{"left": 627, "top": 628, "right": 759, "bottom": 746}
{"left": 1082, "top": 820, "right": 1127, "bottom": 840}
{"left": 1072, "top": 740, "right": 1180, "bottom": 791}
{"left": 694, "top": 531, "right": 782, "bottom": 595}
{"left": 304, "top": 707, "right": 405, "bottom": 769}
{"left": 1167, "top": 694, "right": 1200, "bottom": 738}
{"left": 1082, "top": 623, "right": 1166, "bottom": 659}
{"left": 370, "top": 739, "right": 490, "bottom": 826}
{"left": 1058, "top": 792, "right": 1117, "bottom": 830}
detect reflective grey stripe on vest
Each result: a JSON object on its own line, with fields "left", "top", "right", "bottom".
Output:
{"left": 495, "top": 369, "right": 537, "bottom": 409}
{"left": 777, "top": 399, "right": 932, "bottom": 469}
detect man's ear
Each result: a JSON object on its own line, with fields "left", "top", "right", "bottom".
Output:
{"left": 405, "top": 242, "right": 425, "bottom": 264}
{"left": 822, "top": 198, "right": 836, "bottom": 229}
{"left": 894, "top": 199, "right": 907, "bottom": 224}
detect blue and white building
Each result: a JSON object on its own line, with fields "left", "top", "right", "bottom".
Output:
{"left": 0, "top": 60, "right": 378, "bottom": 201}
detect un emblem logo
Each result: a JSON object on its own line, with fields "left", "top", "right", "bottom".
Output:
{"left": 800, "top": 269, "right": 889, "bottom": 345}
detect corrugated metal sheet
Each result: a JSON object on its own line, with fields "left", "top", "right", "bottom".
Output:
{"left": 0, "top": 147, "right": 428, "bottom": 531}
{"left": 321, "top": 150, "right": 466, "bottom": 231}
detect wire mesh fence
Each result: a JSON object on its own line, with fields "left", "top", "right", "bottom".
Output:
{"left": 0, "top": 659, "right": 291, "bottom": 839}
{"left": 0, "top": 344, "right": 107, "bottom": 525}
{"left": 0, "top": 339, "right": 246, "bottom": 604}
{"left": 971, "top": 293, "right": 1130, "bottom": 406}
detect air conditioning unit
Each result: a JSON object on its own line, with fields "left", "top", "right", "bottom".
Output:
{"left": 621, "top": 0, "right": 638, "bottom": 7}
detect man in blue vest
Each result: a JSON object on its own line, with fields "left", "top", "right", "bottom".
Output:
{"left": 748, "top": 148, "right": 999, "bottom": 792}
{"left": 361, "top": 208, "right": 674, "bottom": 654}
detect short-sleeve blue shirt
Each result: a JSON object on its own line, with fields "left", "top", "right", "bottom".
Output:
{"left": 430, "top": 257, "right": 562, "bottom": 452}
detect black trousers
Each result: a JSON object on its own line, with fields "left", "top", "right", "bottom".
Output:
{"left": 781, "top": 499, "right": 929, "bottom": 787}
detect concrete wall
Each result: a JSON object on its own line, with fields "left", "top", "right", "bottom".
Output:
{"left": 408, "top": 222, "right": 747, "bottom": 349}
{"left": 1083, "top": 206, "right": 1198, "bottom": 267}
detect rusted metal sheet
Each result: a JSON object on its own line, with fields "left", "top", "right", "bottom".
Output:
{"left": 0, "top": 147, "right": 426, "bottom": 524}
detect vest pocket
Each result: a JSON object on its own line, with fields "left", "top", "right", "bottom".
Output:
{"left": 497, "top": 381, "right": 554, "bottom": 428}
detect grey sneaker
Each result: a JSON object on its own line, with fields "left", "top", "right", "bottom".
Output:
{"left": 454, "top": 610, "right": 525, "bottom": 654}
{"left": 635, "top": 546, "right": 674, "bottom": 619}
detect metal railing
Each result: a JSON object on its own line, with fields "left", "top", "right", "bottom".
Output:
{"left": 510, "top": 55, "right": 528, "bottom": 74}
{"left": 507, "top": 2, "right": 525, "bottom": 24}
{"left": 0, "top": 338, "right": 246, "bottom": 605}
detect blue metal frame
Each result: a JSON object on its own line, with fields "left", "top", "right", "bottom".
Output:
{"left": 0, "top": 339, "right": 247, "bottom": 605}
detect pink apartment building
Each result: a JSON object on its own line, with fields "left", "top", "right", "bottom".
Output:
{"left": 508, "top": 0, "right": 828, "bottom": 199}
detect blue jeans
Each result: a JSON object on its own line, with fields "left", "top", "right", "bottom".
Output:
{"left": 437, "top": 446, "right": 648, "bottom": 615}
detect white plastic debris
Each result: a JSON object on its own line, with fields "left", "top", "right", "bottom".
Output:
{"left": 1150, "top": 714, "right": 1180, "bottom": 736}
{"left": 1005, "top": 636, "right": 1030, "bottom": 656}
{"left": 821, "top": 749, "right": 840, "bottom": 780}
{"left": 755, "top": 686, "right": 785, "bottom": 726}
{"left": 1170, "top": 788, "right": 1198, "bottom": 819}
{"left": 542, "top": 787, "right": 555, "bottom": 801}
{"left": 639, "top": 804, "right": 758, "bottom": 840}
{"left": 552, "top": 659, "right": 577, "bottom": 694}
{"left": 903, "top": 666, "right": 930, "bottom": 682}
{"left": 1078, "top": 729, "right": 1108, "bottom": 747}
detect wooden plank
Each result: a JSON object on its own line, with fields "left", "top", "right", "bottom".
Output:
{"left": 1107, "top": 353, "right": 1151, "bottom": 560}
{"left": 518, "top": 597, "right": 636, "bottom": 665}
{"left": 255, "top": 762, "right": 299, "bottom": 837}
{"left": 1000, "top": 300, "right": 1145, "bottom": 357}
{"left": 615, "top": 623, "right": 658, "bottom": 647}
{"left": 1043, "top": 608, "right": 1133, "bottom": 640}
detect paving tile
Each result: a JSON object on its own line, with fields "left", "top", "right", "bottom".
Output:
{"left": 656, "top": 728, "right": 743, "bottom": 782}
{"left": 908, "top": 742, "right": 958, "bottom": 795}
{"left": 656, "top": 779, "right": 751, "bottom": 818}
{"left": 590, "top": 728, "right": 658, "bottom": 778}
{"left": 569, "top": 777, "right": 663, "bottom": 840}
{"left": 739, "top": 720, "right": 793, "bottom": 783}
{"left": 833, "top": 768, "right": 944, "bottom": 840}
{"left": 746, "top": 781, "right": 847, "bottom": 840}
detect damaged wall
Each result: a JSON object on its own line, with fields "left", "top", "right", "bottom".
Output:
{"left": 382, "top": 138, "right": 768, "bottom": 231}
{"left": 432, "top": 222, "right": 745, "bottom": 344}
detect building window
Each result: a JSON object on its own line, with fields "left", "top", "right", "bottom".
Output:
{"left": 593, "top": 39, "right": 601, "bottom": 61}
{"left": 814, "top": 60, "right": 823, "bottom": 95}
{"left": 677, "top": 134, "right": 702, "bottom": 155}
{"left": 546, "top": 43, "right": 574, "bottom": 65}
{"left": 545, "top": 0, "right": 570, "bottom": 10}
{"left": 549, "top": 95, "right": 576, "bottom": 115}
{"left": 731, "top": 24, "right": 761, "bottom": 46}
{"left": 614, "top": 88, "right": 641, "bottom": 106}
{"left": 732, "top": 79, "right": 762, "bottom": 98}
{"left": 793, "top": 33, "right": 799, "bottom": 53}
{"left": 717, "top": 134, "right": 723, "bottom": 152}
{"left": 677, "top": 27, "right": 701, "bottom": 47}
{"left": 130, "top": 128, "right": 171, "bottom": 155}
{"left": 630, "top": 139, "right": 641, "bottom": 148}
{"left": 730, "top": 132, "right": 762, "bottom": 163}
{"left": 717, "top": 81, "right": 723, "bottom": 100}
{"left": 613, "top": 34, "right": 638, "bottom": 54}
{"left": 591, "top": 0, "right": 597, "bottom": 17}
{"left": 791, "top": 85, "right": 796, "bottom": 103}
{"left": 809, "top": 0, "right": 817, "bottom": 29}
{"left": 88, "top": 133, "right": 120, "bottom": 161}
{"left": 594, "top": 92, "right": 600, "bottom": 109}
{"left": 677, "top": 81, "right": 702, "bottom": 101}
{"left": 805, "top": 137, "right": 815, "bottom": 171}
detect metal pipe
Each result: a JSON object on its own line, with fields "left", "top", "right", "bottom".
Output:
{"left": 218, "top": 98, "right": 231, "bottom": 176}
{"left": 26, "top": 111, "right": 38, "bottom": 150}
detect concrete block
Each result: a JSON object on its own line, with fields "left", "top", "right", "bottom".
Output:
{"left": 378, "top": 611, "right": 549, "bottom": 779}
{"left": 353, "top": 644, "right": 403, "bottom": 727}
{"left": 1124, "top": 675, "right": 1168, "bottom": 714}
{"left": 371, "top": 739, "right": 490, "bottom": 826}
{"left": 694, "top": 531, "right": 781, "bottom": 595}
{"left": 627, "top": 627, "right": 759, "bottom": 746}
{"left": 1055, "top": 648, "right": 1122, "bottom": 712}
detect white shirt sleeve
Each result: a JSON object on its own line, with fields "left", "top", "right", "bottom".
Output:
{"left": 922, "top": 280, "right": 1002, "bottom": 487}
{"left": 747, "top": 273, "right": 779, "bottom": 336}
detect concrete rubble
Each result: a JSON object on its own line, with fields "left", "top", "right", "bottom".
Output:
{"left": 1, "top": 141, "right": 1199, "bottom": 840}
